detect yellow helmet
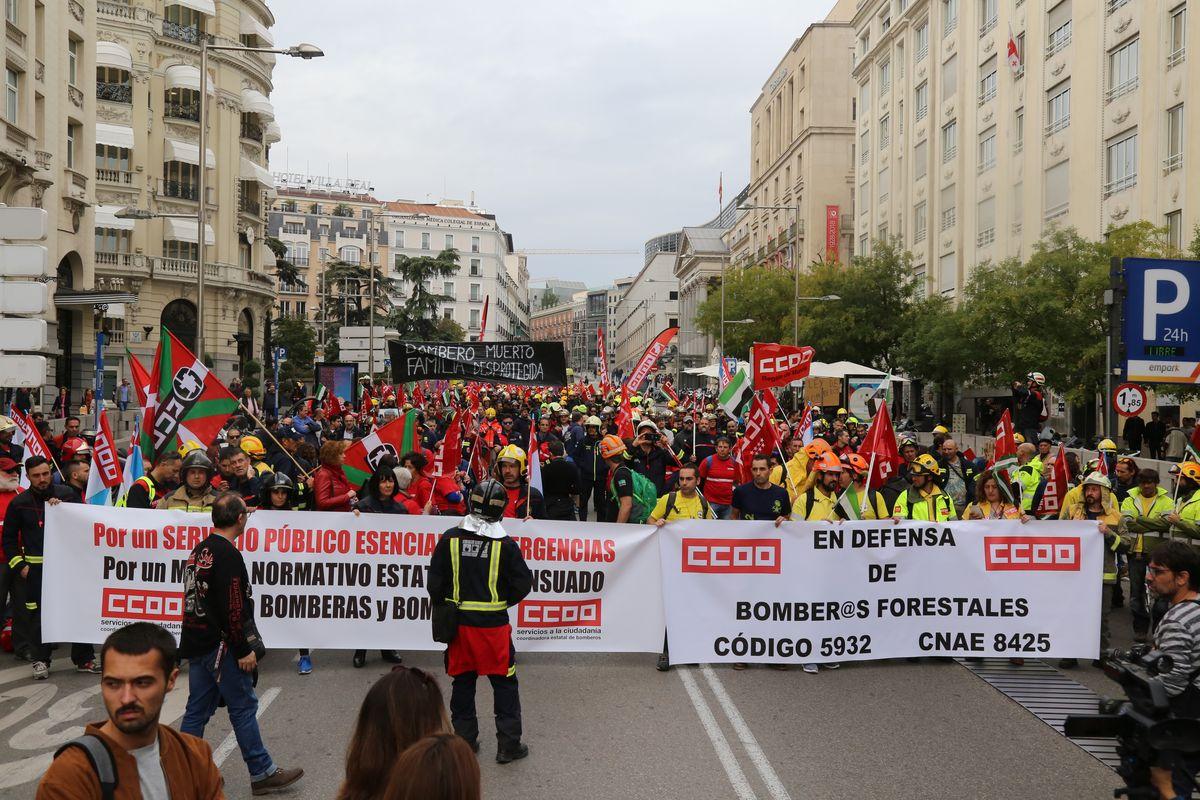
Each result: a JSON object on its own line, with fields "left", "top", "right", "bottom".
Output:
{"left": 909, "top": 453, "right": 942, "bottom": 477}
{"left": 496, "top": 444, "right": 526, "bottom": 470}
{"left": 932, "top": 424, "right": 949, "bottom": 434}
{"left": 668, "top": 400, "right": 678, "bottom": 408}
{"left": 484, "top": 408, "right": 496, "bottom": 419}
{"left": 178, "top": 439, "right": 204, "bottom": 457}
{"left": 837, "top": 408, "right": 848, "bottom": 415}
{"left": 1097, "top": 438, "right": 1117, "bottom": 453}
{"left": 1179, "top": 462, "right": 1200, "bottom": 483}
{"left": 1013, "top": 433, "right": 1026, "bottom": 444}
{"left": 239, "top": 435, "right": 265, "bottom": 457}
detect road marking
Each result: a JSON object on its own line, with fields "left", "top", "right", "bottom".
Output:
{"left": 701, "top": 665, "right": 793, "bottom": 800}
{"left": 677, "top": 667, "right": 758, "bottom": 800}
{"left": 212, "top": 686, "right": 281, "bottom": 767}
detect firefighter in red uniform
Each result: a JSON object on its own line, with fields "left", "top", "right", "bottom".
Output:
{"left": 428, "top": 479, "right": 532, "bottom": 763}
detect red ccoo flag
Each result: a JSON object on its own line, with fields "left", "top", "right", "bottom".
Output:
{"left": 616, "top": 388, "right": 634, "bottom": 440}
{"left": 597, "top": 327, "right": 611, "bottom": 391}
{"left": 857, "top": 401, "right": 904, "bottom": 490}
{"left": 1035, "top": 444, "right": 1070, "bottom": 517}
{"left": 437, "top": 409, "right": 467, "bottom": 477}
{"left": 992, "top": 409, "right": 1020, "bottom": 504}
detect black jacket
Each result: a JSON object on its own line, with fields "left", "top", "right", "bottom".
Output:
{"left": 3, "top": 484, "right": 81, "bottom": 608}
{"left": 571, "top": 435, "right": 608, "bottom": 481}
{"left": 179, "top": 533, "right": 260, "bottom": 660}
{"left": 428, "top": 527, "right": 532, "bottom": 627}
{"left": 631, "top": 445, "right": 671, "bottom": 495}
{"left": 354, "top": 494, "right": 409, "bottom": 514}
{"left": 540, "top": 458, "right": 581, "bottom": 520}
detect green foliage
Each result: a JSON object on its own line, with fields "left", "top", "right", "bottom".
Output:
{"left": 893, "top": 294, "right": 977, "bottom": 389}
{"left": 541, "top": 289, "right": 560, "bottom": 309}
{"left": 271, "top": 317, "right": 317, "bottom": 385}
{"left": 390, "top": 249, "right": 461, "bottom": 340}
{"left": 434, "top": 316, "right": 466, "bottom": 341}
{"left": 694, "top": 266, "right": 793, "bottom": 358}
{"left": 790, "top": 238, "right": 920, "bottom": 372}
{"left": 264, "top": 236, "right": 303, "bottom": 287}
{"left": 332, "top": 203, "right": 353, "bottom": 218}
{"left": 241, "top": 359, "right": 261, "bottom": 392}
{"left": 316, "top": 259, "right": 396, "bottom": 331}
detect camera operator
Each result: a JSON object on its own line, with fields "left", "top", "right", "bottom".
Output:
{"left": 1146, "top": 540, "right": 1200, "bottom": 799}
{"left": 630, "top": 420, "right": 670, "bottom": 495}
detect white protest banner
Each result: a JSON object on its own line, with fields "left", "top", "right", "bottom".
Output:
{"left": 42, "top": 505, "right": 664, "bottom": 652}
{"left": 658, "top": 519, "right": 1102, "bottom": 665}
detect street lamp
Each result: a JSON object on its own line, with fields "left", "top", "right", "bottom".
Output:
{"left": 195, "top": 40, "right": 324, "bottom": 362}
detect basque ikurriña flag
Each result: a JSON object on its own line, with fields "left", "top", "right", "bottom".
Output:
{"left": 342, "top": 409, "right": 419, "bottom": 487}
{"left": 141, "top": 327, "right": 240, "bottom": 464}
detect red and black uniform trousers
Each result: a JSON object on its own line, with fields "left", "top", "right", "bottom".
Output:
{"left": 428, "top": 527, "right": 533, "bottom": 751}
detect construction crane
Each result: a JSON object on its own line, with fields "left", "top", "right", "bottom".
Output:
{"left": 515, "top": 249, "right": 639, "bottom": 255}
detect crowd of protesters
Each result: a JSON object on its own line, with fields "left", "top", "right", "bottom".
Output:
{"left": 7, "top": 368, "right": 1200, "bottom": 799}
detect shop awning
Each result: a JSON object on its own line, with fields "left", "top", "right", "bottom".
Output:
{"left": 96, "top": 41, "right": 132, "bottom": 72}
{"left": 240, "top": 88, "right": 274, "bottom": 120}
{"left": 96, "top": 123, "right": 134, "bottom": 150}
{"left": 240, "top": 157, "right": 274, "bottom": 187}
{"left": 164, "top": 138, "right": 215, "bottom": 169}
{"left": 239, "top": 14, "right": 274, "bottom": 46}
{"left": 164, "top": 217, "right": 215, "bottom": 245}
{"left": 95, "top": 205, "right": 136, "bottom": 231}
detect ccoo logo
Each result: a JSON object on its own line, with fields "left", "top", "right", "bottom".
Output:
{"left": 681, "top": 538, "right": 782, "bottom": 574}
{"left": 984, "top": 536, "right": 1081, "bottom": 571}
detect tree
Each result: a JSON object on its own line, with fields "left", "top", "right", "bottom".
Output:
{"left": 332, "top": 202, "right": 353, "bottom": 217}
{"left": 892, "top": 294, "right": 978, "bottom": 390}
{"left": 434, "top": 316, "right": 466, "bottom": 341}
{"left": 788, "top": 238, "right": 921, "bottom": 371}
{"left": 316, "top": 259, "right": 396, "bottom": 330}
{"left": 541, "top": 289, "right": 560, "bottom": 309}
{"left": 265, "top": 235, "right": 303, "bottom": 287}
{"left": 241, "top": 359, "right": 262, "bottom": 393}
{"left": 694, "top": 266, "right": 793, "bottom": 358}
{"left": 391, "top": 248, "right": 460, "bottom": 340}
{"left": 959, "top": 222, "right": 1172, "bottom": 403}
{"left": 271, "top": 316, "right": 317, "bottom": 386}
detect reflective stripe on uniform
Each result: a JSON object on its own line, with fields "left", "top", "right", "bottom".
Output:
{"left": 488, "top": 542, "right": 502, "bottom": 606}
{"left": 450, "top": 542, "right": 461, "bottom": 605}
{"left": 23, "top": 556, "right": 44, "bottom": 564}
{"left": 459, "top": 600, "right": 508, "bottom": 611}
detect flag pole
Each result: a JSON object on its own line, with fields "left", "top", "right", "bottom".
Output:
{"left": 860, "top": 450, "right": 877, "bottom": 517}
{"left": 238, "top": 402, "right": 312, "bottom": 479}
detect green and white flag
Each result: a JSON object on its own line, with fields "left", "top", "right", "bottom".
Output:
{"left": 718, "top": 368, "right": 754, "bottom": 417}
{"left": 835, "top": 484, "right": 864, "bottom": 521}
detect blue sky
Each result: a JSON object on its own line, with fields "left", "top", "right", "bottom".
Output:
{"left": 267, "top": 1, "right": 837, "bottom": 287}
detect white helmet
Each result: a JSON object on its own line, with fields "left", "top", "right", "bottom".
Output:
{"left": 1027, "top": 371, "right": 1046, "bottom": 385}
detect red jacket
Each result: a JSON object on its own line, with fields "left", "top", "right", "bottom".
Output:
{"left": 313, "top": 464, "right": 354, "bottom": 512}
{"left": 0, "top": 486, "right": 20, "bottom": 561}
{"left": 699, "top": 454, "right": 738, "bottom": 506}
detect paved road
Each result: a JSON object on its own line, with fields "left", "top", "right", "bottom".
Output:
{"left": 0, "top": 640, "right": 1127, "bottom": 800}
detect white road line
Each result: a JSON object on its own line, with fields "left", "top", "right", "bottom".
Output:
{"left": 701, "top": 665, "right": 793, "bottom": 800}
{"left": 677, "top": 667, "right": 758, "bottom": 800}
{"left": 212, "top": 686, "right": 281, "bottom": 767}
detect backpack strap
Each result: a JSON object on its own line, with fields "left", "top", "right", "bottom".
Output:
{"left": 699, "top": 494, "right": 713, "bottom": 519}
{"left": 664, "top": 491, "right": 678, "bottom": 520}
{"left": 55, "top": 735, "right": 117, "bottom": 800}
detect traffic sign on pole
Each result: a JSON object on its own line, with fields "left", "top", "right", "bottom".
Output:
{"left": 1112, "top": 382, "right": 1148, "bottom": 417}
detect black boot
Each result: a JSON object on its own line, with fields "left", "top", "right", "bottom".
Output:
{"left": 352, "top": 650, "right": 366, "bottom": 668}
{"left": 496, "top": 743, "right": 529, "bottom": 764}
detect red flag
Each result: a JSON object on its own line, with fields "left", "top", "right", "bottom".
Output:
{"left": 1035, "top": 444, "right": 1070, "bottom": 517}
{"left": 468, "top": 431, "right": 490, "bottom": 482}
{"left": 91, "top": 410, "right": 122, "bottom": 488}
{"left": 597, "top": 327, "right": 611, "bottom": 391}
{"left": 478, "top": 295, "right": 490, "bottom": 341}
{"left": 438, "top": 410, "right": 466, "bottom": 477}
{"left": 735, "top": 390, "right": 780, "bottom": 482}
{"left": 412, "top": 384, "right": 425, "bottom": 408}
{"left": 11, "top": 407, "right": 52, "bottom": 462}
{"left": 342, "top": 410, "right": 419, "bottom": 486}
{"left": 360, "top": 385, "right": 373, "bottom": 416}
{"left": 1098, "top": 449, "right": 1110, "bottom": 477}
{"left": 616, "top": 389, "right": 634, "bottom": 440}
{"left": 125, "top": 348, "right": 151, "bottom": 409}
{"left": 858, "top": 401, "right": 904, "bottom": 490}
{"left": 625, "top": 327, "right": 679, "bottom": 393}
{"left": 751, "top": 342, "right": 815, "bottom": 390}
{"left": 991, "top": 409, "right": 1020, "bottom": 503}
{"left": 662, "top": 382, "right": 679, "bottom": 404}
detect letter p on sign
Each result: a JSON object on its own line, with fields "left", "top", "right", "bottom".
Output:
{"left": 1144, "top": 268, "right": 1190, "bottom": 340}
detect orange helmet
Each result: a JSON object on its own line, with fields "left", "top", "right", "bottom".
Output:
{"left": 599, "top": 435, "right": 626, "bottom": 460}
{"left": 804, "top": 439, "right": 832, "bottom": 460}
{"left": 813, "top": 452, "right": 843, "bottom": 473}
{"left": 842, "top": 453, "right": 869, "bottom": 474}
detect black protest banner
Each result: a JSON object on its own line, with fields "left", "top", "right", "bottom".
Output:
{"left": 389, "top": 340, "right": 568, "bottom": 386}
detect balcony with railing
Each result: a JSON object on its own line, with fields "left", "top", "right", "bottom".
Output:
{"left": 1046, "top": 27, "right": 1072, "bottom": 57}
{"left": 1044, "top": 115, "right": 1070, "bottom": 136}
{"left": 1165, "top": 153, "right": 1184, "bottom": 173}
{"left": 240, "top": 118, "right": 263, "bottom": 142}
{"left": 150, "top": 257, "right": 276, "bottom": 294}
{"left": 159, "top": 179, "right": 199, "bottom": 201}
{"left": 1168, "top": 47, "right": 1186, "bottom": 68}
{"left": 96, "top": 167, "right": 134, "bottom": 184}
{"left": 1103, "top": 173, "right": 1137, "bottom": 197}
{"left": 97, "top": 82, "right": 132, "bottom": 104}
{"left": 1105, "top": 77, "right": 1138, "bottom": 103}
{"left": 239, "top": 192, "right": 261, "bottom": 217}
{"left": 1106, "top": 0, "right": 1131, "bottom": 12}
{"left": 976, "top": 228, "right": 995, "bottom": 247}
{"left": 979, "top": 16, "right": 997, "bottom": 37}
{"left": 940, "top": 207, "right": 956, "bottom": 232}
{"left": 165, "top": 101, "right": 199, "bottom": 122}
{"left": 95, "top": 251, "right": 151, "bottom": 279}
{"left": 162, "top": 20, "right": 213, "bottom": 46}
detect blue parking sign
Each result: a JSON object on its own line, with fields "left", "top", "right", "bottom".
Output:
{"left": 1123, "top": 257, "right": 1200, "bottom": 383}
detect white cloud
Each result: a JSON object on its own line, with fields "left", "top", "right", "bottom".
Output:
{"left": 267, "top": 0, "right": 837, "bottom": 285}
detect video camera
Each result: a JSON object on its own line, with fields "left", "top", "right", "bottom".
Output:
{"left": 1065, "top": 645, "right": 1200, "bottom": 798}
